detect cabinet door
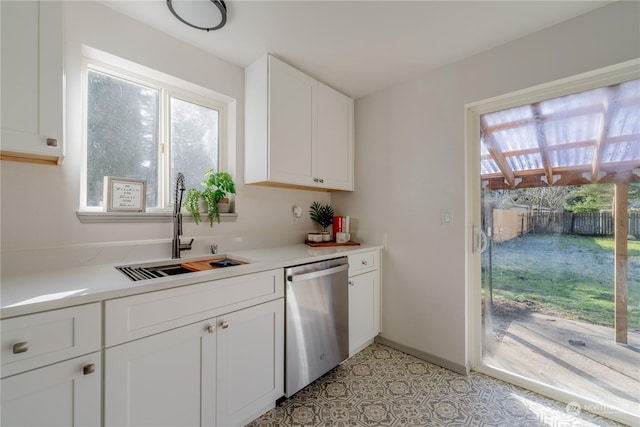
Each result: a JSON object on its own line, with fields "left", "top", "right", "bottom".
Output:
{"left": 0, "top": 0, "right": 64, "bottom": 164}
{"left": 349, "top": 271, "right": 381, "bottom": 355}
{"left": 268, "top": 56, "right": 316, "bottom": 186}
{"left": 316, "top": 82, "right": 354, "bottom": 191}
{"left": 1, "top": 352, "right": 101, "bottom": 427}
{"left": 217, "top": 298, "right": 284, "bottom": 426}
{"left": 105, "top": 320, "right": 217, "bottom": 427}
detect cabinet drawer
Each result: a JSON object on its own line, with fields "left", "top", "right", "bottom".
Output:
{"left": 105, "top": 269, "right": 284, "bottom": 346}
{"left": 1, "top": 352, "right": 101, "bottom": 427}
{"left": 1, "top": 303, "right": 101, "bottom": 378}
{"left": 348, "top": 251, "right": 379, "bottom": 276}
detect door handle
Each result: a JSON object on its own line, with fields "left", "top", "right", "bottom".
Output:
{"left": 473, "top": 227, "right": 488, "bottom": 253}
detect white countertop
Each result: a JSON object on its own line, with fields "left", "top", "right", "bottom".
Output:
{"left": 0, "top": 243, "right": 382, "bottom": 319}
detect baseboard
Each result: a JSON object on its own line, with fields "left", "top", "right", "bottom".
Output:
{"left": 374, "top": 336, "right": 469, "bottom": 375}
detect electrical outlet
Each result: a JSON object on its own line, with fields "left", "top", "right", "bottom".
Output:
{"left": 292, "top": 205, "right": 302, "bottom": 224}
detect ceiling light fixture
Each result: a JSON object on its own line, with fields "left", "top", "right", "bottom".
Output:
{"left": 166, "top": 0, "right": 227, "bottom": 32}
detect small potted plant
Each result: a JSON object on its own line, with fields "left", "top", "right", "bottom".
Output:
{"left": 309, "top": 201, "right": 334, "bottom": 241}
{"left": 184, "top": 169, "right": 236, "bottom": 227}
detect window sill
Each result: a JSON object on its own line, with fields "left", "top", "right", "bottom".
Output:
{"left": 76, "top": 211, "right": 238, "bottom": 224}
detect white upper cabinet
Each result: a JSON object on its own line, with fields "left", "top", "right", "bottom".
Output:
{"left": 265, "top": 56, "right": 316, "bottom": 185}
{"left": 245, "top": 54, "right": 354, "bottom": 191}
{"left": 316, "top": 82, "right": 354, "bottom": 191}
{"left": 0, "top": 0, "right": 64, "bottom": 165}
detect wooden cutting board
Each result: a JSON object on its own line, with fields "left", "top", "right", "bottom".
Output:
{"left": 181, "top": 259, "right": 248, "bottom": 272}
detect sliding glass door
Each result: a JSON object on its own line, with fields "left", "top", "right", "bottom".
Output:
{"left": 467, "top": 61, "right": 640, "bottom": 426}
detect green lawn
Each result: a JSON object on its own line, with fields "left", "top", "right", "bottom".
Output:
{"left": 592, "top": 237, "right": 640, "bottom": 257}
{"left": 485, "top": 234, "right": 640, "bottom": 330}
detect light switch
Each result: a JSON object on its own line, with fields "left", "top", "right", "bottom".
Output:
{"left": 441, "top": 208, "right": 453, "bottom": 225}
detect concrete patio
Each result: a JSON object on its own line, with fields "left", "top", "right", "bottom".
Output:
{"left": 484, "top": 306, "right": 639, "bottom": 420}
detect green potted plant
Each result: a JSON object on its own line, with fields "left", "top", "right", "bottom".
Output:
{"left": 184, "top": 169, "right": 236, "bottom": 227}
{"left": 309, "top": 201, "right": 334, "bottom": 241}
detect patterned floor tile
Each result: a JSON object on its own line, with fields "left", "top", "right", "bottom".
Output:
{"left": 317, "top": 380, "right": 353, "bottom": 402}
{"left": 247, "top": 343, "right": 624, "bottom": 427}
{"left": 356, "top": 400, "right": 397, "bottom": 426}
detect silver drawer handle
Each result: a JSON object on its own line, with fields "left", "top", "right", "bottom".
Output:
{"left": 349, "top": 280, "right": 354, "bottom": 286}
{"left": 207, "top": 325, "right": 216, "bottom": 334}
{"left": 361, "top": 260, "right": 368, "bottom": 266}
{"left": 220, "top": 320, "right": 229, "bottom": 329}
{"left": 83, "top": 364, "right": 96, "bottom": 375}
{"left": 13, "top": 342, "right": 29, "bottom": 354}
{"left": 46, "top": 138, "right": 58, "bottom": 147}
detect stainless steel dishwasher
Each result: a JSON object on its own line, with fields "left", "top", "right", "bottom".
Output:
{"left": 285, "top": 256, "right": 349, "bottom": 397}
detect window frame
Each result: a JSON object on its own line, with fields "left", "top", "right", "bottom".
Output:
{"left": 79, "top": 55, "right": 229, "bottom": 215}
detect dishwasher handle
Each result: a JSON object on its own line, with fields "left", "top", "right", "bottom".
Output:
{"left": 287, "top": 263, "right": 348, "bottom": 282}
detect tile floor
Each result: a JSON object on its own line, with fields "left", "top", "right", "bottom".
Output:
{"left": 248, "top": 343, "right": 623, "bottom": 427}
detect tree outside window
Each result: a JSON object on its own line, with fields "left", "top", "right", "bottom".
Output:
{"left": 85, "top": 68, "right": 221, "bottom": 210}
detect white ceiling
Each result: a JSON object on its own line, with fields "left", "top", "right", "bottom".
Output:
{"left": 100, "top": 0, "right": 613, "bottom": 99}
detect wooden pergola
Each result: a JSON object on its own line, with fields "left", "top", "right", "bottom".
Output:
{"left": 480, "top": 79, "right": 640, "bottom": 344}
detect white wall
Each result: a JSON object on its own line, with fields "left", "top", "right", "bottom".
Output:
{"left": 0, "top": 1, "right": 328, "bottom": 253}
{"left": 332, "top": 1, "right": 640, "bottom": 371}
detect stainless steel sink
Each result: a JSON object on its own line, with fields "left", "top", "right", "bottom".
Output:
{"left": 116, "top": 256, "right": 249, "bottom": 282}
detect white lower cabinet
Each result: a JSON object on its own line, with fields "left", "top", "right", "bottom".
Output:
{"left": 348, "top": 250, "right": 381, "bottom": 356}
{"left": 0, "top": 303, "right": 102, "bottom": 427}
{"left": 349, "top": 271, "right": 380, "bottom": 354}
{"left": 105, "top": 319, "right": 217, "bottom": 427}
{"left": 1, "top": 352, "right": 101, "bottom": 427}
{"left": 217, "top": 298, "right": 284, "bottom": 426}
{"left": 104, "top": 298, "right": 284, "bottom": 427}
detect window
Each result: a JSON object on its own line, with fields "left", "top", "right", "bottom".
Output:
{"left": 82, "top": 61, "right": 226, "bottom": 211}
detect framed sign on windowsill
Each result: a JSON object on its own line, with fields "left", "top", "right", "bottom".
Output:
{"left": 104, "top": 177, "right": 146, "bottom": 212}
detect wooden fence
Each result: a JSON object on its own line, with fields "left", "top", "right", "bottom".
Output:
{"left": 492, "top": 209, "right": 529, "bottom": 242}
{"left": 529, "top": 212, "right": 640, "bottom": 237}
